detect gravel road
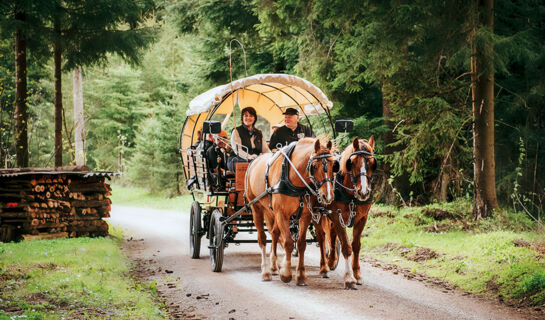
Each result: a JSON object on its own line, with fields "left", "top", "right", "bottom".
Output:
{"left": 107, "top": 205, "right": 539, "bottom": 320}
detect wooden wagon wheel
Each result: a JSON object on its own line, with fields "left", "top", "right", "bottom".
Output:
{"left": 209, "top": 209, "right": 224, "bottom": 272}
{"left": 189, "top": 201, "right": 202, "bottom": 259}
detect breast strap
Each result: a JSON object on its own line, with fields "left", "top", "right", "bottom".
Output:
{"left": 334, "top": 172, "right": 373, "bottom": 205}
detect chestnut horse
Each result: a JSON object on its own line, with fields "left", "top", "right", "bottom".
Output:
{"left": 320, "top": 136, "right": 376, "bottom": 286}
{"left": 245, "top": 138, "right": 336, "bottom": 285}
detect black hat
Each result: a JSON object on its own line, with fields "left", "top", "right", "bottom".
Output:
{"left": 283, "top": 107, "right": 299, "bottom": 116}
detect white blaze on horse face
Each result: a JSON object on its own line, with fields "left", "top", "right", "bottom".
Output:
{"left": 360, "top": 162, "right": 368, "bottom": 195}
{"left": 326, "top": 177, "right": 332, "bottom": 201}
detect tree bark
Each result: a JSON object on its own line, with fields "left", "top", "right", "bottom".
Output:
{"left": 54, "top": 19, "right": 63, "bottom": 167}
{"left": 471, "top": 0, "right": 499, "bottom": 218}
{"left": 73, "top": 66, "right": 85, "bottom": 166}
{"left": 14, "top": 11, "right": 29, "bottom": 168}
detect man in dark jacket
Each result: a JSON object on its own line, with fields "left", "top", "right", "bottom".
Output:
{"left": 268, "top": 107, "right": 314, "bottom": 151}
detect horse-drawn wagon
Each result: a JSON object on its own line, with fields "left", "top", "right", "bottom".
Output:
{"left": 179, "top": 74, "right": 350, "bottom": 270}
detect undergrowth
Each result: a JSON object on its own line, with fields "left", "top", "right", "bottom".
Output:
{"left": 363, "top": 200, "right": 545, "bottom": 306}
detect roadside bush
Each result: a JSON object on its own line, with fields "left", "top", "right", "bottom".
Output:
{"left": 499, "top": 261, "right": 545, "bottom": 305}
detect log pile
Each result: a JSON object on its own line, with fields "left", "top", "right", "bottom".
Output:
{"left": 0, "top": 169, "right": 113, "bottom": 242}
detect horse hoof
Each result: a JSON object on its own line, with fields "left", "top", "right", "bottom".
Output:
{"left": 296, "top": 280, "right": 307, "bottom": 286}
{"left": 356, "top": 279, "right": 363, "bottom": 285}
{"left": 345, "top": 282, "right": 358, "bottom": 290}
{"left": 280, "top": 274, "right": 292, "bottom": 283}
{"left": 262, "top": 272, "right": 272, "bottom": 281}
{"left": 271, "top": 269, "right": 279, "bottom": 275}
{"left": 320, "top": 271, "right": 329, "bottom": 279}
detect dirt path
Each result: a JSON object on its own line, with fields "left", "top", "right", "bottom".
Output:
{"left": 108, "top": 205, "right": 541, "bottom": 320}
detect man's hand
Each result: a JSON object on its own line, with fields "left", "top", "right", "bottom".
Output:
{"left": 248, "top": 154, "right": 258, "bottom": 160}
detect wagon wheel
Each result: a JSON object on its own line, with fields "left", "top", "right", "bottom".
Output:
{"left": 327, "top": 237, "right": 342, "bottom": 271}
{"left": 209, "top": 209, "right": 224, "bottom": 272}
{"left": 189, "top": 201, "right": 202, "bottom": 259}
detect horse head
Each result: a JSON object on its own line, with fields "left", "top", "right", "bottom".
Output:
{"left": 342, "top": 136, "right": 376, "bottom": 202}
{"left": 307, "top": 139, "right": 338, "bottom": 205}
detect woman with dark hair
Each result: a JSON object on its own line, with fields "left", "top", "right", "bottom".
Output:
{"left": 228, "top": 106, "right": 270, "bottom": 171}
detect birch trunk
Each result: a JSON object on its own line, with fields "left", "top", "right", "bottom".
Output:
{"left": 73, "top": 66, "right": 85, "bottom": 166}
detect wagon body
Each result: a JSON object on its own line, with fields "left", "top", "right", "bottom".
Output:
{"left": 179, "top": 74, "right": 337, "bottom": 272}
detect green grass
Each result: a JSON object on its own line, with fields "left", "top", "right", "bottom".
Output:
{"left": 0, "top": 229, "right": 167, "bottom": 320}
{"left": 109, "top": 184, "right": 192, "bottom": 211}
{"left": 362, "top": 201, "right": 545, "bottom": 305}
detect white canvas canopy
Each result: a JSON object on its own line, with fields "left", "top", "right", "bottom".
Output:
{"left": 181, "top": 73, "right": 334, "bottom": 151}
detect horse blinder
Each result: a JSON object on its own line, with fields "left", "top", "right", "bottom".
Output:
{"left": 332, "top": 160, "right": 340, "bottom": 173}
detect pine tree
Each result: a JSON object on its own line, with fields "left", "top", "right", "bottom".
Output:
{"left": 48, "top": 0, "right": 156, "bottom": 167}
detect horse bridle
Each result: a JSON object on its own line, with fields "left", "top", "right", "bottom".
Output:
{"left": 336, "top": 149, "right": 376, "bottom": 193}
{"left": 305, "top": 152, "right": 339, "bottom": 190}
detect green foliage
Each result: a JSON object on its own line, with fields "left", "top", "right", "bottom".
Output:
{"left": 85, "top": 63, "right": 148, "bottom": 171}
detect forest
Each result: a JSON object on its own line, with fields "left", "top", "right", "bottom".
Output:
{"left": 1, "top": 0, "right": 543, "bottom": 220}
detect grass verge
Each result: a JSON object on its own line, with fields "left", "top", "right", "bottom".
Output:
{"left": 109, "top": 184, "right": 192, "bottom": 211}
{"left": 0, "top": 228, "right": 167, "bottom": 320}
{"left": 363, "top": 200, "right": 545, "bottom": 306}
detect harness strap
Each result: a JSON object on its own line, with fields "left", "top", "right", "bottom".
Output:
{"left": 265, "top": 142, "right": 313, "bottom": 197}
{"left": 334, "top": 172, "right": 373, "bottom": 205}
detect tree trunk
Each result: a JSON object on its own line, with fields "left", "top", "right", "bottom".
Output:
{"left": 54, "top": 20, "right": 63, "bottom": 167}
{"left": 72, "top": 67, "right": 85, "bottom": 166}
{"left": 14, "top": 12, "right": 29, "bottom": 168}
{"left": 471, "top": 0, "right": 498, "bottom": 218}
{"left": 73, "top": 66, "right": 85, "bottom": 166}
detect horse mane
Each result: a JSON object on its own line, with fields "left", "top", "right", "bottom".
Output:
{"left": 339, "top": 138, "right": 373, "bottom": 173}
{"left": 296, "top": 136, "right": 337, "bottom": 154}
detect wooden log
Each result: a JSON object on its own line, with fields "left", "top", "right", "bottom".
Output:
{"left": 69, "top": 184, "right": 108, "bottom": 193}
{"left": 22, "top": 232, "right": 68, "bottom": 241}
{"left": 71, "top": 199, "right": 110, "bottom": 208}
{"left": 0, "top": 192, "right": 25, "bottom": 198}
{"left": 1, "top": 218, "right": 27, "bottom": 223}
{"left": 0, "top": 212, "right": 28, "bottom": 218}
{"left": 0, "top": 225, "right": 15, "bottom": 242}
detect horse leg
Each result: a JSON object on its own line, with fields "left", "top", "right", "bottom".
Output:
{"left": 329, "top": 210, "right": 356, "bottom": 289}
{"left": 296, "top": 212, "right": 312, "bottom": 286}
{"left": 352, "top": 213, "right": 369, "bottom": 285}
{"left": 277, "top": 214, "right": 294, "bottom": 283}
{"left": 326, "top": 220, "right": 339, "bottom": 271}
{"left": 314, "top": 219, "right": 330, "bottom": 278}
{"left": 252, "top": 203, "right": 272, "bottom": 281}
{"left": 268, "top": 219, "right": 280, "bottom": 275}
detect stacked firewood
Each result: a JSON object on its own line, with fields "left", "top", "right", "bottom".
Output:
{"left": 0, "top": 172, "right": 112, "bottom": 242}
